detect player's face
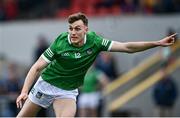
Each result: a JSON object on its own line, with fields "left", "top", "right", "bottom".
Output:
{"left": 68, "top": 20, "right": 88, "bottom": 45}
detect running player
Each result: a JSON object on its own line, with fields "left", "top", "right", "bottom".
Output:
{"left": 16, "top": 12, "right": 176, "bottom": 117}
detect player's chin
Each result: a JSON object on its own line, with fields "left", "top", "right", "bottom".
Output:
{"left": 71, "top": 40, "right": 78, "bottom": 44}
{"left": 71, "top": 39, "right": 80, "bottom": 43}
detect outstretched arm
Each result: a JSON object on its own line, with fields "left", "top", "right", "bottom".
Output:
{"left": 16, "top": 56, "right": 48, "bottom": 108}
{"left": 110, "top": 33, "right": 177, "bottom": 53}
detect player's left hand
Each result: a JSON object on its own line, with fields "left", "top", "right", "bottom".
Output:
{"left": 16, "top": 92, "right": 28, "bottom": 109}
{"left": 158, "top": 33, "right": 177, "bottom": 47}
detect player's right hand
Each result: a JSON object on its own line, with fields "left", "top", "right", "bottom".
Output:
{"left": 16, "top": 93, "right": 28, "bottom": 109}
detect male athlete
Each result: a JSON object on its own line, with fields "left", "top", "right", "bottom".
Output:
{"left": 16, "top": 12, "right": 176, "bottom": 117}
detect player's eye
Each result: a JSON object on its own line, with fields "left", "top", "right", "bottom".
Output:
{"left": 75, "top": 27, "right": 81, "bottom": 31}
{"left": 69, "top": 27, "right": 73, "bottom": 31}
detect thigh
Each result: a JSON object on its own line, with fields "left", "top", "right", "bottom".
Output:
{"left": 53, "top": 98, "right": 76, "bottom": 117}
{"left": 17, "top": 98, "right": 42, "bottom": 117}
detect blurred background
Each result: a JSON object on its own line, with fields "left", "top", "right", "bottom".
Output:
{"left": 0, "top": 0, "right": 180, "bottom": 117}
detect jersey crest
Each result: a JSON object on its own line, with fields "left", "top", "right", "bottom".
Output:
{"left": 87, "top": 48, "right": 93, "bottom": 55}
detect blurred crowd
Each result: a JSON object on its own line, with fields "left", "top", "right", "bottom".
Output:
{"left": 0, "top": 62, "right": 23, "bottom": 116}
{"left": 0, "top": 0, "right": 180, "bottom": 22}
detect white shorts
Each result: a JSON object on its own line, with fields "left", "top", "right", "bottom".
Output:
{"left": 78, "top": 92, "right": 101, "bottom": 109}
{"left": 28, "top": 77, "right": 79, "bottom": 108}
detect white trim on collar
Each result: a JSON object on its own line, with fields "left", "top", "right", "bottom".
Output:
{"left": 68, "top": 34, "right": 87, "bottom": 45}
{"left": 68, "top": 34, "right": 71, "bottom": 44}
{"left": 84, "top": 34, "right": 87, "bottom": 44}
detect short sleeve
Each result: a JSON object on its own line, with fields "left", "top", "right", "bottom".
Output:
{"left": 41, "top": 35, "right": 60, "bottom": 63}
{"left": 92, "top": 32, "right": 112, "bottom": 51}
{"left": 100, "top": 38, "right": 113, "bottom": 51}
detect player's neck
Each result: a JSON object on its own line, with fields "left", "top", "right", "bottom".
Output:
{"left": 72, "top": 39, "right": 84, "bottom": 47}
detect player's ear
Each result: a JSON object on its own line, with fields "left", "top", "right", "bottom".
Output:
{"left": 85, "top": 26, "right": 88, "bottom": 32}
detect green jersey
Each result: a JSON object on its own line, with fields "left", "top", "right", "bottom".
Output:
{"left": 41, "top": 31, "right": 112, "bottom": 90}
{"left": 81, "top": 67, "right": 103, "bottom": 93}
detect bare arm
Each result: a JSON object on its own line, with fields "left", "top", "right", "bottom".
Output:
{"left": 16, "top": 56, "right": 48, "bottom": 108}
{"left": 110, "top": 33, "right": 176, "bottom": 53}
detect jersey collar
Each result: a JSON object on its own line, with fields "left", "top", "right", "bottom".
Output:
{"left": 68, "top": 34, "right": 87, "bottom": 45}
